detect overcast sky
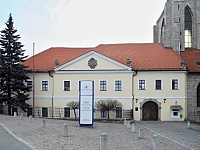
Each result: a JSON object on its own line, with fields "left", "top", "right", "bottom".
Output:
{"left": 0, "top": 0, "right": 166, "bottom": 57}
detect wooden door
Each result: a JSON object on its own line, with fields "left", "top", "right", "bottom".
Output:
{"left": 142, "top": 101, "right": 158, "bottom": 121}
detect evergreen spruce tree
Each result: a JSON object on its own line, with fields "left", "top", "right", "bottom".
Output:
{"left": 0, "top": 14, "right": 30, "bottom": 115}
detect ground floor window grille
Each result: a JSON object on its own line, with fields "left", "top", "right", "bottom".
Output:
{"left": 64, "top": 107, "right": 70, "bottom": 117}
{"left": 116, "top": 107, "right": 122, "bottom": 118}
{"left": 42, "top": 107, "right": 48, "bottom": 117}
{"left": 101, "top": 108, "right": 107, "bottom": 118}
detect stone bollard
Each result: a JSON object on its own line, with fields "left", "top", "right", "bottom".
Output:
{"left": 62, "top": 124, "right": 69, "bottom": 137}
{"left": 100, "top": 133, "right": 108, "bottom": 150}
{"left": 124, "top": 119, "right": 127, "bottom": 126}
{"left": 14, "top": 112, "right": 17, "bottom": 117}
{"left": 132, "top": 123, "right": 136, "bottom": 133}
{"left": 29, "top": 115, "right": 33, "bottom": 123}
{"left": 127, "top": 121, "right": 130, "bottom": 128}
{"left": 138, "top": 128, "right": 144, "bottom": 139}
{"left": 187, "top": 121, "right": 191, "bottom": 129}
{"left": 42, "top": 119, "right": 46, "bottom": 128}
{"left": 152, "top": 134, "right": 161, "bottom": 150}
{"left": 20, "top": 113, "right": 23, "bottom": 120}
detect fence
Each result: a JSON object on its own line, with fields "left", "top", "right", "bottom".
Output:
{"left": 0, "top": 106, "right": 133, "bottom": 120}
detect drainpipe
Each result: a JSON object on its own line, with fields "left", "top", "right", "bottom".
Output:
{"left": 48, "top": 71, "right": 54, "bottom": 118}
{"left": 132, "top": 70, "right": 137, "bottom": 120}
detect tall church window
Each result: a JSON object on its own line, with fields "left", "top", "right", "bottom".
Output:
{"left": 197, "top": 83, "right": 200, "bottom": 107}
{"left": 184, "top": 6, "right": 192, "bottom": 48}
{"left": 160, "top": 19, "right": 165, "bottom": 43}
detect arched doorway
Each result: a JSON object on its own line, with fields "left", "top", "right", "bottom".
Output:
{"left": 142, "top": 101, "right": 158, "bottom": 121}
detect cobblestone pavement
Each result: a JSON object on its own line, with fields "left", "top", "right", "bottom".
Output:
{"left": 137, "top": 121, "right": 200, "bottom": 150}
{"left": 0, "top": 114, "right": 198, "bottom": 150}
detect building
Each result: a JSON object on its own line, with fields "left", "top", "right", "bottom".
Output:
{"left": 23, "top": 43, "right": 187, "bottom": 121}
{"left": 154, "top": 0, "right": 200, "bottom": 121}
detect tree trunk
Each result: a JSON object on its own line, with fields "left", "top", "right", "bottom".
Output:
{"left": 107, "top": 111, "right": 110, "bottom": 119}
{"left": 74, "top": 109, "right": 77, "bottom": 119}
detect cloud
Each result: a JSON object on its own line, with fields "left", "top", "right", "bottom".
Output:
{"left": 0, "top": 0, "right": 165, "bottom": 57}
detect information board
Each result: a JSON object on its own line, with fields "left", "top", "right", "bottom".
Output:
{"left": 79, "top": 80, "right": 94, "bottom": 127}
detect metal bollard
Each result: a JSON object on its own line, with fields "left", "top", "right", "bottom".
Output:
{"left": 127, "top": 121, "right": 130, "bottom": 128}
{"left": 138, "top": 128, "right": 144, "bottom": 139}
{"left": 100, "top": 133, "right": 108, "bottom": 150}
{"left": 29, "top": 115, "right": 33, "bottom": 123}
{"left": 124, "top": 119, "right": 127, "bottom": 126}
{"left": 14, "top": 112, "right": 17, "bottom": 117}
{"left": 132, "top": 123, "right": 136, "bottom": 133}
{"left": 187, "top": 121, "right": 191, "bottom": 129}
{"left": 20, "top": 113, "right": 23, "bottom": 120}
{"left": 62, "top": 124, "right": 69, "bottom": 137}
{"left": 152, "top": 134, "right": 161, "bottom": 150}
{"left": 42, "top": 119, "right": 46, "bottom": 128}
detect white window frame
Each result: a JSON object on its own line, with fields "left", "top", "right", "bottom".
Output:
{"left": 27, "top": 80, "right": 33, "bottom": 91}
{"left": 99, "top": 80, "right": 107, "bottom": 91}
{"left": 138, "top": 79, "right": 146, "bottom": 90}
{"left": 63, "top": 80, "right": 71, "bottom": 91}
{"left": 171, "top": 79, "right": 179, "bottom": 90}
{"left": 171, "top": 110, "right": 180, "bottom": 118}
{"left": 114, "top": 80, "right": 122, "bottom": 91}
{"left": 154, "top": 79, "right": 163, "bottom": 90}
{"left": 41, "top": 80, "right": 49, "bottom": 91}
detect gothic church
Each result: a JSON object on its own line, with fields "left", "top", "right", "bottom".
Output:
{"left": 154, "top": 0, "right": 200, "bottom": 121}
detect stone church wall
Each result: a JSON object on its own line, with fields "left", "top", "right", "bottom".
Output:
{"left": 154, "top": 0, "right": 200, "bottom": 51}
{"left": 187, "top": 73, "right": 200, "bottom": 122}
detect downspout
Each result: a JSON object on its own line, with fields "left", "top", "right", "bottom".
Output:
{"left": 132, "top": 70, "right": 137, "bottom": 120}
{"left": 48, "top": 71, "right": 54, "bottom": 118}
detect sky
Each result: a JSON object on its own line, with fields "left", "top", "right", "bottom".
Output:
{"left": 0, "top": 0, "right": 166, "bottom": 57}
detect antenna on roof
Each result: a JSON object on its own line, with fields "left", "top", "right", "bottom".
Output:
{"left": 54, "top": 59, "right": 59, "bottom": 68}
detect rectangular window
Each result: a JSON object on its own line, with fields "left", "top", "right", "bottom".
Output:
{"left": 27, "top": 80, "right": 33, "bottom": 91}
{"left": 100, "top": 81, "right": 107, "bottom": 91}
{"left": 64, "top": 107, "right": 70, "bottom": 117}
{"left": 101, "top": 108, "right": 107, "bottom": 118}
{"left": 155, "top": 80, "right": 161, "bottom": 90}
{"left": 139, "top": 80, "right": 145, "bottom": 90}
{"left": 64, "top": 81, "right": 70, "bottom": 91}
{"left": 172, "top": 109, "right": 180, "bottom": 118}
{"left": 115, "top": 80, "right": 122, "bottom": 91}
{"left": 42, "top": 81, "right": 48, "bottom": 91}
{"left": 172, "top": 79, "right": 178, "bottom": 90}
{"left": 116, "top": 107, "right": 122, "bottom": 118}
{"left": 42, "top": 107, "right": 48, "bottom": 117}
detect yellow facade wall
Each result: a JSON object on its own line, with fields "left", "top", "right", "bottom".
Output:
{"left": 133, "top": 71, "right": 187, "bottom": 121}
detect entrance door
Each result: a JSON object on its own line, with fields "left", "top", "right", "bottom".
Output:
{"left": 142, "top": 101, "right": 158, "bottom": 121}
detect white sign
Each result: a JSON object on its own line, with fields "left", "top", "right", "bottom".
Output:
{"left": 79, "top": 80, "right": 94, "bottom": 126}
{"left": 80, "top": 96, "right": 93, "bottom": 124}
{"left": 80, "top": 80, "right": 93, "bottom": 95}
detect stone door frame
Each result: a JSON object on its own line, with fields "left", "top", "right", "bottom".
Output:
{"left": 140, "top": 99, "right": 161, "bottom": 121}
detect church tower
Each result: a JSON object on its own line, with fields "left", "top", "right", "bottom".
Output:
{"left": 154, "top": 0, "right": 200, "bottom": 52}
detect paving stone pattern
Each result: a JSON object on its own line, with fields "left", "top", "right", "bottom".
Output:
{"left": 137, "top": 121, "right": 200, "bottom": 150}
{"left": 0, "top": 115, "right": 196, "bottom": 150}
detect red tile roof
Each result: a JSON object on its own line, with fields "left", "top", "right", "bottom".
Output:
{"left": 23, "top": 43, "right": 184, "bottom": 72}
{"left": 180, "top": 50, "right": 200, "bottom": 72}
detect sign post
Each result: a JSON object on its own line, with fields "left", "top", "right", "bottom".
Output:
{"left": 79, "top": 80, "right": 94, "bottom": 127}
